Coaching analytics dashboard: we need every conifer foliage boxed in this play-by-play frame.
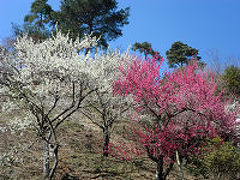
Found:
[166,41,204,68]
[53,0,130,48]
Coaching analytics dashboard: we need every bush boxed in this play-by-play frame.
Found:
[187,137,240,179]
[204,138,240,179]
[222,65,240,97]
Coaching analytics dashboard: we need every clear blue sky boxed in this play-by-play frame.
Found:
[0,0,240,68]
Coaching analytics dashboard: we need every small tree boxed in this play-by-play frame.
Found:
[166,41,204,68]
[222,65,240,97]
[114,57,238,180]
[132,42,162,60]
[80,51,132,156]
[203,137,240,179]
[187,137,240,179]
[0,31,98,179]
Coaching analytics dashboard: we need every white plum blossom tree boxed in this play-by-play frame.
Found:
[79,50,133,156]
[0,30,133,179]
[0,31,99,179]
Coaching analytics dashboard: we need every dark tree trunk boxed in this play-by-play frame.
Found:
[103,128,110,157]
[155,157,165,180]
[154,155,174,180]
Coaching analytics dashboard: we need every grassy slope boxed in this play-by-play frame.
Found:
[0,112,204,180]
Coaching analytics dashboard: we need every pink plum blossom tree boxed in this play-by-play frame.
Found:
[113,57,238,180]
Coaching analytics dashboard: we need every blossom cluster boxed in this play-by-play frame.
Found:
[113,57,238,160]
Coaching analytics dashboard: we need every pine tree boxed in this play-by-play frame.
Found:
[132,42,161,60]
[24,0,53,30]
[53,0,130,48]
[166,41,204,68]
[23,0,53,41]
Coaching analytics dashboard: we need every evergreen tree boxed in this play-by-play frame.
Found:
[24,0,53,30]
[132,42,161,60]
[222,65,240,97]
[166,41,204,68]
[53,0,130,48]
[12,23,50,42]
[22,0,53,42]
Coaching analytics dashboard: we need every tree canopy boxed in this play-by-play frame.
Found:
[24,0,53,29]
[0,31,98,178]
[166,41,204,68]
[132,42,162,60]
[53,0,130,48]
[222,65,240,97]
[12,23,50,42]
[0,29,132,178]
[10,0,54,43]
[113,57,238,180]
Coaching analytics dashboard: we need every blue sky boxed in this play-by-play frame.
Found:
[0,0,240,68]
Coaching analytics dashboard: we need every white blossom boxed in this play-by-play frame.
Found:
[0,29,134,138]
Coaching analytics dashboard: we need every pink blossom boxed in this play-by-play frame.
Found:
[113,57,238,163]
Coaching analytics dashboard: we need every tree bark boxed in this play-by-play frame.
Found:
[103,128,110,157]
[43,140,50,178]
[48,144,59,180]
[176,150,185,180]
[155,157,164,180]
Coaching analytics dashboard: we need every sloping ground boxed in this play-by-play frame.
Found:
[0,112,205,180]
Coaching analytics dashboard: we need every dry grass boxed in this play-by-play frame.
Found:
[0,111,205,180]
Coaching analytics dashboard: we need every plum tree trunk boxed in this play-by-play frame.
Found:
[42,130,59,180]
[43,140,50,178]
[155,156,168,180]
[156,159,164,180]
[154,156,174,180]
[103,128,110,157]
[176,150,185,180]
[48,144,59,180]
